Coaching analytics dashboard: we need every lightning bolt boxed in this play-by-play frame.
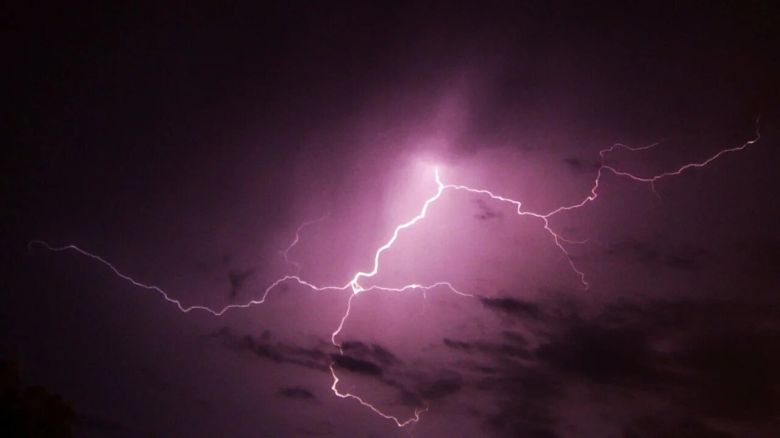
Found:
[280,213,330,273]
[28,119,761,427]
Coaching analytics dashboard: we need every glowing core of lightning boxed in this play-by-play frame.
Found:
[349,167,446,294]
[29,121,760,428]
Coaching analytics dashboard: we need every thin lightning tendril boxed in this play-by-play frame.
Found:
[281,213,330,273]
[28,121,761,427]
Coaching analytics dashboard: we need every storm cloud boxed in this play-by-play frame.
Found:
[4,1,779,437]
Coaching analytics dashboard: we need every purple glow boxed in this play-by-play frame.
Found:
[28,120,761,426]
[8,5,779,436]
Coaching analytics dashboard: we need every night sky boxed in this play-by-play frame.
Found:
[4,2,780,437]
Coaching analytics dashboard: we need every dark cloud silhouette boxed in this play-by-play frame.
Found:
[228,268,255,299]
[479,342,533,361]
[676,329,780,421]
[392,370,466,408]
[210,330,456,412]
[443,337,532,360]
[623,415,730,438]
[331,355,383,376]
[210,328,330,372]
[479,296,542,320]
[477,369,561,438]
[32,270,779,437]
[399,390,425,408]
[418,376,463,400]
[277,387,316,400]
[451,294,780,436]
[562,157,600,173]
[0,361,76,437]
[500,331,528,345]
[75,412,125,434]
[340,340,400,366]
[369,344,399,366]
[735,238,780,282]
[474,199,502,220]
[442,338,473,351]
[487,411,559,438]
[605,240,709,271]
[536,323,655,385]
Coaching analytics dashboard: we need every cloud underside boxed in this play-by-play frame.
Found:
[211,288,779,437]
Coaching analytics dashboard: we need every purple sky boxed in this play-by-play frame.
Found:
[4,2,780,437]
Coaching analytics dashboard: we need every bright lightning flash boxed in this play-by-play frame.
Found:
[28,121,760,427]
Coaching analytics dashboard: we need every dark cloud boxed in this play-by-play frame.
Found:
[474,199,502,220]
[369,344,399,366]
[0,361,76,437]
[735,238,780,283]
[209,327,330,372]
[486,410,559,438]
[418,376,463,400]
[399,390,425,408]
[451,294,780,436]
[443,337,532,361]
[75,412,125,434]
[536,323,655,385]
[742,238,780,266]
[479,296,542,320]
[227,268,255,299]
[562,157,600,173]
[558,299,778,424]
[677,329,780,421]
[390,370,466,408]
[140,366,173,392]
[211,330,462,413]
[276,387,316,400]
[623,415,731,438]
[443,338,473,351]
[212,329,457,415]
[331,355,383,376]
[340,340,400,366]
[479,342,533,361]
[501,331,528,345]
[605,240,709,271]
[477,369,561,438]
